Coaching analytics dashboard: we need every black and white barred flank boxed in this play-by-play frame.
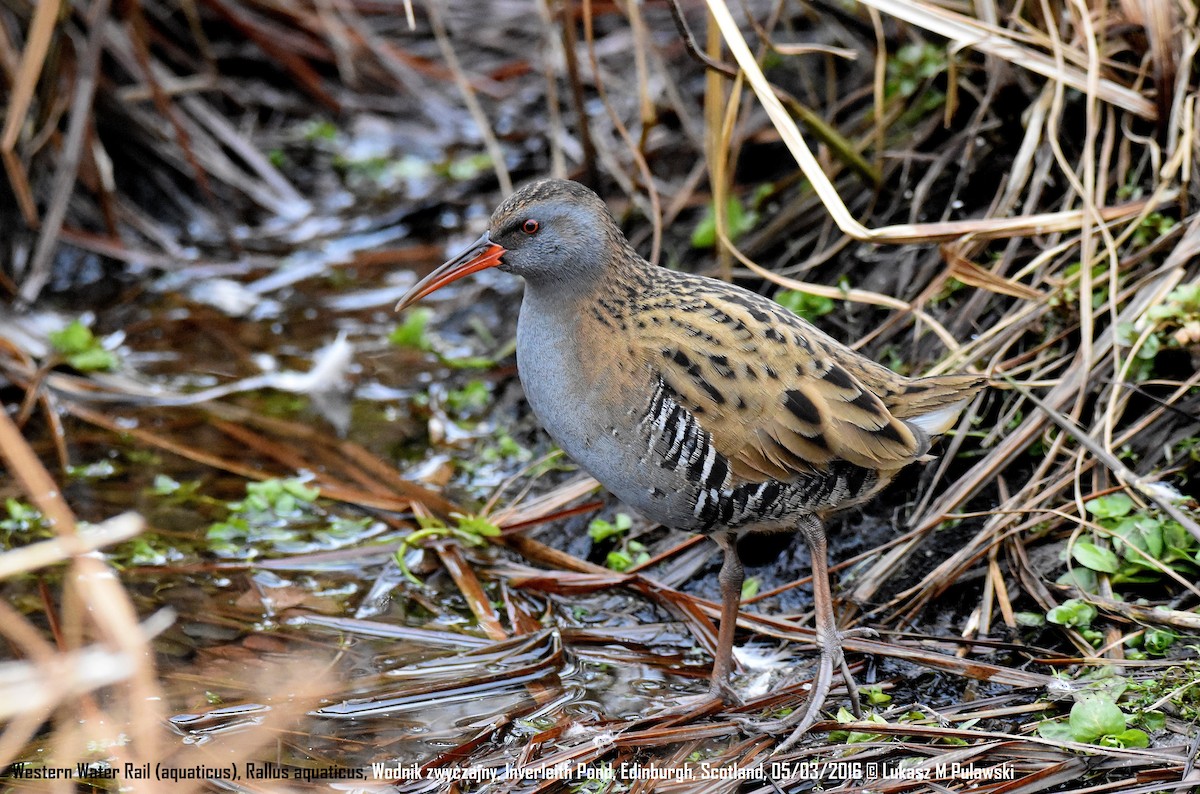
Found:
[639,377,878,532]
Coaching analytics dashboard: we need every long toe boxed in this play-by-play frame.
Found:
[731,647,835,742]
[832,626,875,718]
[733,628,875,753]
[842,626,879,640]
[708,676,744,707]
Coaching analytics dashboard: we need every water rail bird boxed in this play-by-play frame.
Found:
[396,178,985,746]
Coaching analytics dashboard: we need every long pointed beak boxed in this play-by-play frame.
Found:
[395,233,507,311]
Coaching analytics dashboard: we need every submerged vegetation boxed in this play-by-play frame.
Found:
[1,0,1198,790]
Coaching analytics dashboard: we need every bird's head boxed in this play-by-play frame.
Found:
[396,179,630,310]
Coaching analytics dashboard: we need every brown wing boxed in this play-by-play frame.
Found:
[630,280,931,484]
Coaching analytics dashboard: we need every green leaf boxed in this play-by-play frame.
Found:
[282,479,320,502]
[1014,611,1045,627]
[1080,669,1127,702]
[1143,627,1177,655]
[48,320,119,371]
[605,549,633,571]
[690,196,758,248]
[1056,567,1098,592]
[1068,698,1125,742]
[1112,516,1164,561]
[390,307,434,350]
[67,347,119,372]
[49,320,95,354]
[863,685,891,705]
[1137,711,1166,731]
[1162,519,1194,560]
[151,475,181,495]
[1035,719,1075,742]
[1116,728,1149,747]
[446,380,491,415]
[1046,598,1096,627]
[478,431,531,464]
[774,289,835,321]
[453,513,501,538]
[740,576,760,600]
[588,513,632,543]
[1072,541,1119,573]
[1100,728,1149,748]
[1085,493,1134,519]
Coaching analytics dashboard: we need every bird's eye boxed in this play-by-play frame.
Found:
[521,219,540,234]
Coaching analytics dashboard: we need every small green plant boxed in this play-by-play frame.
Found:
[587,513,632,543]
[389,307,434,351]
[1050,262,1111,311]
[0,499,52,548]
[149,474,204,503]
[1131,212,1177,248]
[740,576,760,600]
[587,513,649,571]
[234,478,320,515]
[1046,598,1098,628]
[394,513,501,585]
[1116,280,1200,379]
[1037,697,1149,748]
[884,42,948,123]
[1114,322,1160,381]
[1046,598,1104,646]
[445,380,491,415]
[1125,664,1200,721]
[110,535,181,567]
[1142,282,1200,358]
[829,707,888,743]
[66,460,119,480]
[49,320,118,372]
[302,119,338,143]
[1062,493,1200,592]
[930,276,970,306]
[691,194,759,248]
[1015,611,1046,628]
[886,43,948,98]
[605,540,648,572]
[862,685,892,706]
[1126,625,1179,659]
[477,430,531,465]
[206,478,372,559]
[391,311,501,370]
[567,762,618,793]
[774,289,834,321]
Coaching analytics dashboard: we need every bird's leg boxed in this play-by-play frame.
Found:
[709,531,744,704]
[735,515,857,753]
[783,516,837,741]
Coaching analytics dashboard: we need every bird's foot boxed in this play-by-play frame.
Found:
[835,626,877,720]
[734,630,867,753]
[841,626,879,640]
[708,676,745,707]
[731,653,833,752]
